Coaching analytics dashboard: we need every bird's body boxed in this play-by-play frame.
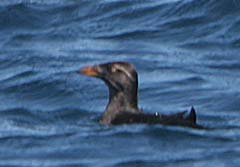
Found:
[101,108,200,128]
[80,62,204,129]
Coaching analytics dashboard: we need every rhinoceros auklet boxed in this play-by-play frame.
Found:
[80,62,203,129]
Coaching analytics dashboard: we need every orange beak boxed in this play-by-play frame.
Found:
[80,66,99,77]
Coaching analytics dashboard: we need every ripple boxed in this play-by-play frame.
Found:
[0,0,240,166]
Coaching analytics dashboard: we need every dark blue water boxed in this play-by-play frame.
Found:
[1,0,240,166]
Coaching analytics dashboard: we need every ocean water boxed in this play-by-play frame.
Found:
[0,0,240,166]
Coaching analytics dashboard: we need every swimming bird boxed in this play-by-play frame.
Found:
[80,62,203,129]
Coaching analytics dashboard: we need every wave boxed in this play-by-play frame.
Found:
[0,107,97,137]
[0,107,94,122]
[1,0,240,48]
[0,1,239,166]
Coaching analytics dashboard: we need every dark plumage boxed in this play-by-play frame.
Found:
[80,62,203,129]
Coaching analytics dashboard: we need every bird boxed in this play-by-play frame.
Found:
[79,61,204,129]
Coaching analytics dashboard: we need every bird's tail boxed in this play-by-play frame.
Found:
[182,106,196,124]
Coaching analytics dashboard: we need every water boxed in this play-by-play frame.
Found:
[0,0,240,166]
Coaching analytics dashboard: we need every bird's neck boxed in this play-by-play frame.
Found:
[100,86,139,124]
[108,88,138,112]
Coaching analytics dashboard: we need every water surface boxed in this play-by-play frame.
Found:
[0,0,240,166]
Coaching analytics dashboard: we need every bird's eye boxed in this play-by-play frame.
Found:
[112,67,122,73]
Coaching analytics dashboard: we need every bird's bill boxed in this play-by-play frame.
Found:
[80,66,100,77]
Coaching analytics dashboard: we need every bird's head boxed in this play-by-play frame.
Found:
[80,62,138,94]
